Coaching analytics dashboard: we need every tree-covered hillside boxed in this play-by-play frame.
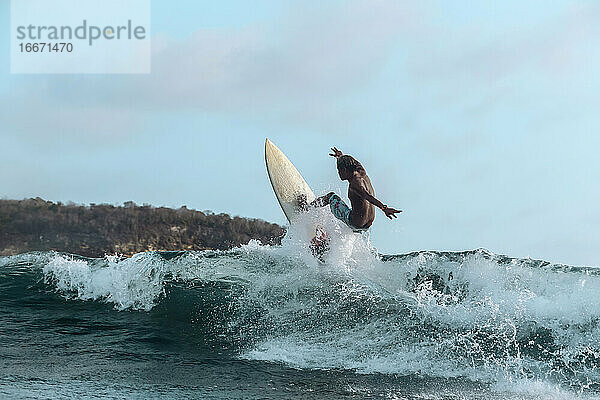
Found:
[0,198,285,257]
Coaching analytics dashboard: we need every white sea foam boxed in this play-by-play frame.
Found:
[43,252,171,310]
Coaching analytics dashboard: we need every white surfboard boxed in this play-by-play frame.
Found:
[265,138,330,259]
[265,138,316,223]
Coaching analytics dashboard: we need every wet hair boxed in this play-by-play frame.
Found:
[337,155,364,173]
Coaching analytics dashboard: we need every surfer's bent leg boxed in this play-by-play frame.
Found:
[328,194,353,228]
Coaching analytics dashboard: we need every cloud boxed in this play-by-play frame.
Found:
[411,3,600,90]
[0,97,142,144]
[2,0,421,144]
[134,1,416,108]
[3,1,599,142]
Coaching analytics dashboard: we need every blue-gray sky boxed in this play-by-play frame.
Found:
[1,1,599,265]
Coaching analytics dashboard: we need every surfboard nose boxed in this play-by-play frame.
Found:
[265,138,278,155]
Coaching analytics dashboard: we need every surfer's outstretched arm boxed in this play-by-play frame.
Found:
[350,185,402,220]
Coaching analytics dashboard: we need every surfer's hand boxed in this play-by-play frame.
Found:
[383,206,402,219]
[329,147,343,158]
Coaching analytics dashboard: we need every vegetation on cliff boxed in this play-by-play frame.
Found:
[0,198,285,257]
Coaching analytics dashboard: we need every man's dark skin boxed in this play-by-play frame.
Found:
[311,147,402,229]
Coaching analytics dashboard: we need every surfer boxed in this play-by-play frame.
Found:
[309,147,402,231]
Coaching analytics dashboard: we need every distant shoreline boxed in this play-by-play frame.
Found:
[0,198,285,258]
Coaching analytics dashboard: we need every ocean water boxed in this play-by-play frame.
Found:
[1,217,600,399]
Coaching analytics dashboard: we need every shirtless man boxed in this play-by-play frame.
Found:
[311,147,402,231]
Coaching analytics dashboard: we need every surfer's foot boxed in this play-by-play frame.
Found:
[310,227,330,262]
[310,239,329,262]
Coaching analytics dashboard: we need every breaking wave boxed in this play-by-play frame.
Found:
[1,217,599,398]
